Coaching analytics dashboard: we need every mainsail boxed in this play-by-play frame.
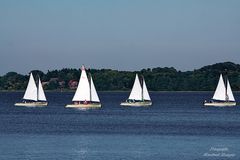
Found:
[128,74,143,100]
[212,74,226,101]
[72,66,91,101]
[38,78,47,101]
[23,73,38,101]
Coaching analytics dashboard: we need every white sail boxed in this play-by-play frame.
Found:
[37,78,47,101]
[212,74,227,101]
[128,74,142,101]
[72,66,91,101]
[142,78,151,101]
[226,79,235,101]
[23,73,38,101]
[90,75,100,102]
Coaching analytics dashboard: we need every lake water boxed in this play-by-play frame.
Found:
[0,92,240,160]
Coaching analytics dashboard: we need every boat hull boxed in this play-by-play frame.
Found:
[204,101,236,107]
[120,101,152,107]
[65,103,101,108]
[14,102,48,107]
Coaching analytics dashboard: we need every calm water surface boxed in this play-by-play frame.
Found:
[0,92,240,160]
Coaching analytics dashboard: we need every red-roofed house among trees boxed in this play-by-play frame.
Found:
[68,80,78,89]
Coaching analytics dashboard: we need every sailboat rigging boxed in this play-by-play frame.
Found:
[65,65,101,108]
[120,74,152,106]
[15,73,47,107]
[204,73,236,107]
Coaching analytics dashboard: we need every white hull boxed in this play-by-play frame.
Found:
[120,101,152,107]
[65,103,101,108]
[14,102,48,107]
[204,101,236,107]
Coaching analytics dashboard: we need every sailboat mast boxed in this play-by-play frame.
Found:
[37,74,39,101]
[88,70,92,102]
[224,70,228,101]
[141,75,144,101]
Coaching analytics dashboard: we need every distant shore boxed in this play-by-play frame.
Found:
[1,90,239,93]
[1,62,240,91]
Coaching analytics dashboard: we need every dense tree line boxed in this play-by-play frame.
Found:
[1,62,240,91]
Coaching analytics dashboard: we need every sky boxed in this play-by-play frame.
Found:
[0,0,240,75]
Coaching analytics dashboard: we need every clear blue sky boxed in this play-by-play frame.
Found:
[0,0,239,75]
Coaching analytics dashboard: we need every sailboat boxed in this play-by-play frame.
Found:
[15,73,48,107]
[120,74,152,106]
[204,74,236,107]
[65,65,101,108]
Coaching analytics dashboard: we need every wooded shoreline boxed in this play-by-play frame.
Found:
[1,62,240,91]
